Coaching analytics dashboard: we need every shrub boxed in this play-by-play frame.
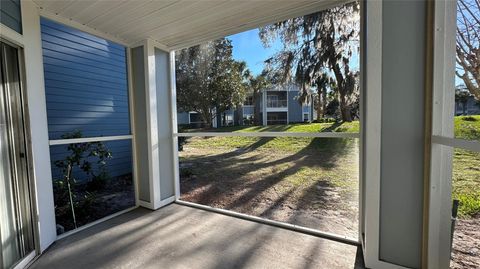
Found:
[463,116,478,122]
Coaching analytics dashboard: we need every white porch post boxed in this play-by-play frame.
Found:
[262,91,267,126]
[144,39,162,209]
[21,0,57,252]
[131,40,176,210]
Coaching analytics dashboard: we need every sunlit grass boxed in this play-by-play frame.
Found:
[183,121,359,153]
[453,115,480,218]
[181,117,480,217]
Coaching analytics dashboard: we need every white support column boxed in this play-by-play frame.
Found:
[144,39,161,209]
[427,1,456,268]
[262,91,267,126]
[136,40,177,209]
[363,0,383,267]
[21,0,57,252]
[170,51,181,199]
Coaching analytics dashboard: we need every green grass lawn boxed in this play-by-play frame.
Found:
[179,121,360,237]
[181,117,480,218]
[182,121,359,152]
[453,115,480,217]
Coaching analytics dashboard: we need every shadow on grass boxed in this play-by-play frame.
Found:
[179,134,358,237]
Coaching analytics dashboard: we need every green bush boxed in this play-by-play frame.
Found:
[454,193,480,218]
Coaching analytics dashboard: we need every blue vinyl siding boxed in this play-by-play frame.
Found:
[50,140,132,181]
[40,17,130,140]
[242,106,254,115]
[288,91,303,122]
[41,18,132,180]
[177,112,190,125]
[0,0,22,33]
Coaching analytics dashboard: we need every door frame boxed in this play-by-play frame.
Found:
[0,38,41,267]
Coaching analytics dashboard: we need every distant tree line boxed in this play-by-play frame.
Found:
[176,2,362,125]
[175,38,250,127]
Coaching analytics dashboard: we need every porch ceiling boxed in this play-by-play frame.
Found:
[33,0,346,49]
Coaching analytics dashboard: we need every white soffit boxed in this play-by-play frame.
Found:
[33,0,347,50]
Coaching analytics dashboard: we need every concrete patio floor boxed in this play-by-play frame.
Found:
[29,203,364,269]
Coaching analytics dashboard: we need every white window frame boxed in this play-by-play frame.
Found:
[427,1,480,268]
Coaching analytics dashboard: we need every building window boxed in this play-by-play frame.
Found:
[244,96,254,106]
[303,113,309,122]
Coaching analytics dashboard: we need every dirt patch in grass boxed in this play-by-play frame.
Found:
[451,216,480,269]
[179,136,359,238]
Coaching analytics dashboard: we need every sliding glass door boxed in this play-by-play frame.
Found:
[0,41,36,269]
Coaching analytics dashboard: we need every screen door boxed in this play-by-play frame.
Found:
[0,41,36,269]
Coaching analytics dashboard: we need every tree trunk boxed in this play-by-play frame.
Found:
[316,90,325,120]
[339,94,352,122]
[316,95,323,120]
[253,91,261,125]
[322,89,327,118]
[200,110,212,128]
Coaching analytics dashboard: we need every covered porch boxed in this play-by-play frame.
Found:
[29,203,364,269]
[0,0,474,269]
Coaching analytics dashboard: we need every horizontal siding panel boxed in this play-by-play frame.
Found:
[41,17,131,142]
[43,65,127,86]
[41,42,125,69]
[0,8,21,33]
[42,18,133,182]
[44,71,127,91]
[0,0,21,33]
[46,102,129,112]
[44,62,126,81]
[45,87,128,101]
[47,110,129,119]
[41,18,125,52]
[1,0,20,20]
[50,140,133,181]
[40,24,126,57]
[42,49,127,73]
[44,80,128,97]
[242,106,254,115]
[43,57,126,79]
[47,117,130,125]
[49,130,130,138]
[47,124,130,132]
[46,94,128,107]
[41,32,126,63]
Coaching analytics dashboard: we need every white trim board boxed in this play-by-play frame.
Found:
[362,0,383,268]
[175,132,360,138]
[55,206,138,240]
[0,23,24,47]
[169,51,181,199]
[427,1,457,268]
[13,251,36,269]
[21,0,57,253]
[432,136,480,152]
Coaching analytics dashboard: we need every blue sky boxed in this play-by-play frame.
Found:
[227,28,361,77]
[227,28,281,76]
[228,28,467,88]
